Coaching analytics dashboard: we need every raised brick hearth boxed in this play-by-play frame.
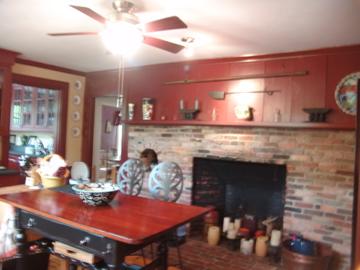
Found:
[128,126,355,270]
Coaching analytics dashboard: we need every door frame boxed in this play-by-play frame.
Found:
[11,74,68,157]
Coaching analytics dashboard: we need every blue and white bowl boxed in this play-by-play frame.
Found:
[72,183,119,206]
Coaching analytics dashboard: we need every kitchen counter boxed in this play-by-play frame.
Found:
[0,168,24,187]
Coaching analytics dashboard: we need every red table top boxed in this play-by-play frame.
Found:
[0,189,210,245]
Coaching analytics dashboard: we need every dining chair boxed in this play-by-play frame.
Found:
[117,159,145,196]
[148,161,184,202]
[117,159,148,269]
[148,161,185,269]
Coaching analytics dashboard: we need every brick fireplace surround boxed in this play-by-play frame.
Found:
[128,125,355,270]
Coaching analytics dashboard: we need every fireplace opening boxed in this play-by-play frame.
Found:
[191,157,286,233]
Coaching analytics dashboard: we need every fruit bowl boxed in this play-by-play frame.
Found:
[72,183,119,206]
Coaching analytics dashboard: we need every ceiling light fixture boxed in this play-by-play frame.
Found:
[181,36,195,58]
[100,21,143,55]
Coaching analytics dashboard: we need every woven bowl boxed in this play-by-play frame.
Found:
[72,183,119,206]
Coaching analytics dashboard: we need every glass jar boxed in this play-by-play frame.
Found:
[142,98,154,120]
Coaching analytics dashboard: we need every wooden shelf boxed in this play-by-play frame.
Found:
[123,120,355,130]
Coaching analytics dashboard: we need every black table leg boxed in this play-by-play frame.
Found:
[15,209,28,270]
[157,241,168,270]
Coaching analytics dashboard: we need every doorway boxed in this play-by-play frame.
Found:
[92,96,122,180]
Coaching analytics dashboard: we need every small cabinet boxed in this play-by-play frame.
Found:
[11,84,59,131]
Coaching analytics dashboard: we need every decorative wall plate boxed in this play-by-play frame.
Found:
[73,95,81,105]
[74,80,82,90]
[72,111,80,121]
[71,127,80,137]
[334,72,360,115]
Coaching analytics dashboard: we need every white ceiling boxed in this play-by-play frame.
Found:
[1,0,360,72]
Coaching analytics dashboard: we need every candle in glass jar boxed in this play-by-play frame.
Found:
[270,229,282,247]
[223,217,231,232]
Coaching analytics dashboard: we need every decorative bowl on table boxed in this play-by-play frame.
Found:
[72,183,119,206]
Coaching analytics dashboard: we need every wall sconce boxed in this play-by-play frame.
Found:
[179,98,200,120]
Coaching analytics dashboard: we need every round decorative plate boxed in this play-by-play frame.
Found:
[73,95,81,105]
[72,111,80,121]
[71,127,80,137]
[335,72,360,115]
[74,80,82,90]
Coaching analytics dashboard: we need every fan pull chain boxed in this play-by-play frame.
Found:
[116,56,125,108]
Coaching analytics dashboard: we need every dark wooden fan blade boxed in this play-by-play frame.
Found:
[143,16,187,32]
[143,36,185,53]
[48,32,99,36]
[70,5,106,24]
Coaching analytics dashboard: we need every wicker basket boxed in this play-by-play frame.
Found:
[41,176,66,188]
[39,154,69,188]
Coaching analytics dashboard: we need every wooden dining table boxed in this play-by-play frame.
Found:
[0,188,210,270]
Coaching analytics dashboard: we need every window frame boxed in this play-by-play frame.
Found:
[11,74,69,157]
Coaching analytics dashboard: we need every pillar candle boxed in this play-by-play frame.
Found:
[223,217,231,232]
[240,238,254,255]
[207,226,220,246]
[179,99,184,110]
[234,218,241,231]
[227,229,237,240]
[270,229,282,247]
[255,236,268,257]
[194,98,199,110]
[228,222,234,231]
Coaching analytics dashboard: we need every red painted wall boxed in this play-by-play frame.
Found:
[83,45,360,166]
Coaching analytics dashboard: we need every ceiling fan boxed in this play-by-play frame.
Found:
[48,0,187,54]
